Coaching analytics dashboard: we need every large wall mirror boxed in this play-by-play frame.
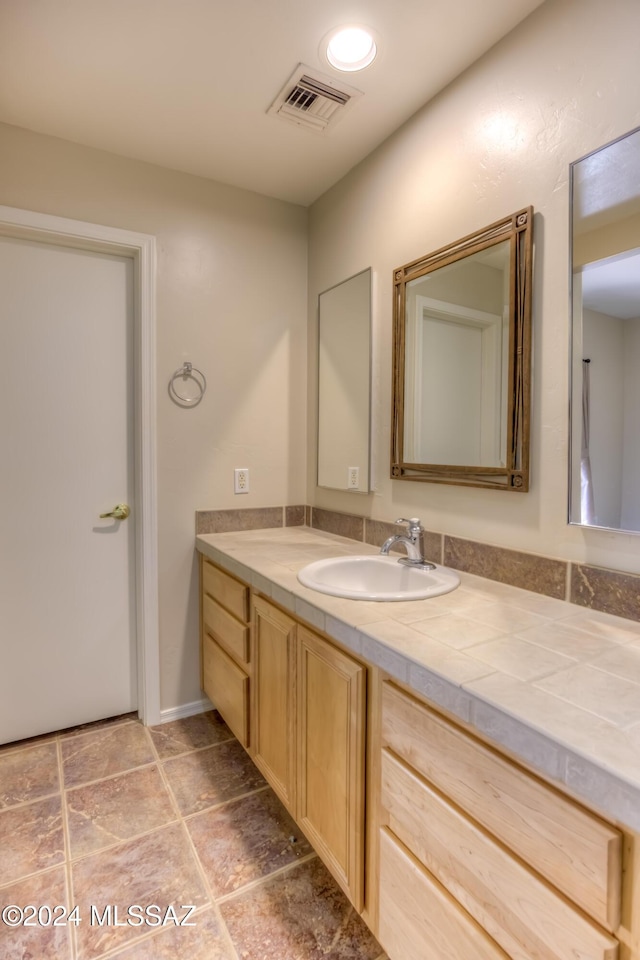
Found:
[318,268,372,492]
[570,126,640,533]
[391,209,533,490]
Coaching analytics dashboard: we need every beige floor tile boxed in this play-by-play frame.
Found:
[0,742,60,809]
[163,740,266,816]
[1,711,383,960]
[187,788,313,897]
[219,856,382,960]
[0,795,65,886]
[61,722,154,788]
[0,865,71,960]
[149,711,233,760]
[66,765,177,859]
[72,822,209,960]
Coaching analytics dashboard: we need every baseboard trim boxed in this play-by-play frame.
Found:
[159,697,213,724]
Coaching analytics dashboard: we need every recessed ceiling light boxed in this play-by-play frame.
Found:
[322,26,378,73]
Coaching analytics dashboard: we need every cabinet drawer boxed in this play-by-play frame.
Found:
[202,559,249,623]
[203,593,249,665]
[381,681,622,929]
[382,750,619,960]
[202,635,249,747]
[379,827,509,960]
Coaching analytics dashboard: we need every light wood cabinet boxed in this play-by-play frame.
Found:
[379,827,510,960]
[202,635,249,746]
[381,681,622,930]
[200,557,251,747]
[251,597,367,909]
[198,552,640,960]
[199,571,368,909]
[202,559,250,627]
[377,680,622,960]
[381,749,617,960]
[251,595,297,813]
[297,624,366,910]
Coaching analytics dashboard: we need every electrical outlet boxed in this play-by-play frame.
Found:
[234,468,249,494]
[348,466,359,489]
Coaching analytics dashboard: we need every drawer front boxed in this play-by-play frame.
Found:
[202,635,249,747]
[379,827,509,960]
[202,559,249,623]
[203,593,249,665]
[382,750,619,960]
[381,681,622,930]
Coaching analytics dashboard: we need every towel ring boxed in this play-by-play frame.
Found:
[168,362,206,407]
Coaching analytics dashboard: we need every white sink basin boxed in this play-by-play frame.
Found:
[297,554,460,602]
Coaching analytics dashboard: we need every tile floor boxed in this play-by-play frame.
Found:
[0,711,386,960]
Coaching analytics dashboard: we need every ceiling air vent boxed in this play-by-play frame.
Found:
[267,64,362,134]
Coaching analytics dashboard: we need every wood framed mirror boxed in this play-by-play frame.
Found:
[391,207,533,491]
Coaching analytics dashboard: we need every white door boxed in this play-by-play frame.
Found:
[0,233,137,744]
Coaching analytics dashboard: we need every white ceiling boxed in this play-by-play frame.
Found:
[0,0,545,206]
[581,252,640,321]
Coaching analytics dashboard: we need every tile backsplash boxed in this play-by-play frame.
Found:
[196,505,305,534]
[195,506,640,622]
[443,536,567,600]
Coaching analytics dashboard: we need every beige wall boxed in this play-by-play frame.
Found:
[0,123,308,712]
[308,0,640,576]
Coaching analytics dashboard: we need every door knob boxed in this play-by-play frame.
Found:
[99,503,130,520]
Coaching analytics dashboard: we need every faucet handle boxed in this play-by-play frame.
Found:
[395,516,423,533]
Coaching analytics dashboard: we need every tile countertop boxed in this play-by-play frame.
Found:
[196,526,640,833]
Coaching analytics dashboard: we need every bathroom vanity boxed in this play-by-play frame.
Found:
[196,526,640,960]
[200,554,366,909]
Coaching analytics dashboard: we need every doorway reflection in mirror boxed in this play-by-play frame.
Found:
[403,241,510,468]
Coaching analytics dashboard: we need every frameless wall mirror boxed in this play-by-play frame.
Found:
[570,126,640,533]
[317,268,372,492]
[391,209,533,490]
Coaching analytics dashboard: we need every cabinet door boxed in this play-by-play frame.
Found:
[252,596,297,813]
[297,625,366,911]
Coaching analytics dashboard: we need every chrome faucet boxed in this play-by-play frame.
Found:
[380,518,436,570]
